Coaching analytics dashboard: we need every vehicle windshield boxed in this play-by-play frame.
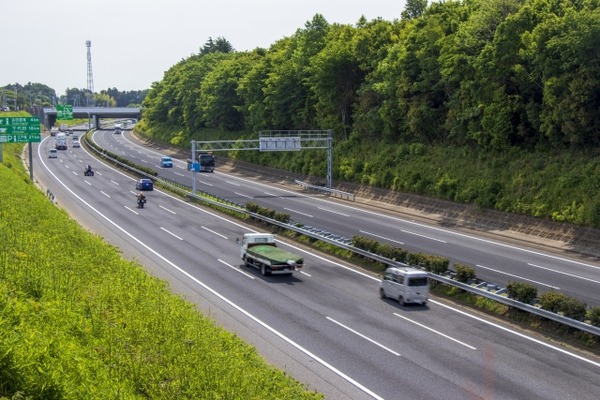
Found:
[199,155,215,165]
[407,277,429,287]
[162,157,171,162]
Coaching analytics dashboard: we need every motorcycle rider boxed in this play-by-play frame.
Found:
[137,192,146,207]
[85,164,92,174]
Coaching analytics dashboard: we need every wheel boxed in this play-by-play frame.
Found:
[261,264,270,276]
[398,296,405,306]
[379,288,387,299]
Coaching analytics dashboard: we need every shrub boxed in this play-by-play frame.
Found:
[390,247,408,263]
[245,201,259,212]
[538,291,587,320]
[589,306,600,327]
[538,291,569,313]
[273,211,290,223]
[428,256,449,275]
[352,236,379,253]
[415,254,448,275]
[560,297,587,321]
[454,263,476,283]
[406,252,426,267]
[377,243,395,259]
[506,281,538,304]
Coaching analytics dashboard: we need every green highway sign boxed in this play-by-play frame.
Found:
[0,134,41,143]
[56,104,73,119]
[0,125,41,134]
[0,116,40,126]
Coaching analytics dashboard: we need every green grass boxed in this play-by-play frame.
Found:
[0,143,322,399]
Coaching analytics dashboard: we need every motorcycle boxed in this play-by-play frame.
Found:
[137,197,146,208]
[84,168,94,176]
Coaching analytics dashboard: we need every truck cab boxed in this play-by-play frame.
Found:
[198,152,215,172]
[239,233,275,259]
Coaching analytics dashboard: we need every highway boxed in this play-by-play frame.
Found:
[93,129,600,307]
[32,132,600,399]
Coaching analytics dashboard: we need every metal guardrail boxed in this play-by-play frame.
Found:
[431,275,600,336]
[86,133,600,337]
[295,180,355,201]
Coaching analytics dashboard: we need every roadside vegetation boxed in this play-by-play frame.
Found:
[136,0,600,228]
[0,144,322,399]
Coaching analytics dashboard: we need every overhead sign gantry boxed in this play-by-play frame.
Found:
[189,130,333,193]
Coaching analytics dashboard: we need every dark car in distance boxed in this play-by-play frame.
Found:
[136,178,154,191]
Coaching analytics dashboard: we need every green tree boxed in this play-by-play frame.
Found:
[236,48,270,132]
[262,15,330,130]
[198,53,256,131]
[351,17,402,141]
[531,9,600,146]
[200,36,234,55]
[402,0,428,20]
[307,24,363,139]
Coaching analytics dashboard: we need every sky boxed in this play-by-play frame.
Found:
[1,0,408,96]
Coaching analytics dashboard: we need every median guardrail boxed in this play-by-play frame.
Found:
[295,180,355,201]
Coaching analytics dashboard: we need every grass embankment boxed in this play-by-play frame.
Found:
[0,144,322,399]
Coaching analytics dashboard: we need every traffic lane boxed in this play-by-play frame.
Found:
[271,258,600,400]
[97,131,201,186]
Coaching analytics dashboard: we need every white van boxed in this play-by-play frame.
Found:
[48,149,58,158]
[380,266,429,305]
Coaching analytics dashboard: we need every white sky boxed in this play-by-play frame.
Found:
[1,0,407,96]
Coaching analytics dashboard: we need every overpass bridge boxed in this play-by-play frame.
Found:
[42,107,141,129]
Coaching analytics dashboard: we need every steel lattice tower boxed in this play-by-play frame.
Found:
[86,40,94,93]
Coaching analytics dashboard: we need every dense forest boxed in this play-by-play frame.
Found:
[137,0,600,227]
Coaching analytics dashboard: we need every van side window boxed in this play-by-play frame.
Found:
[392,273,401,283]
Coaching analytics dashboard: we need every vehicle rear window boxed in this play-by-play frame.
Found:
[407,277,428,287]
